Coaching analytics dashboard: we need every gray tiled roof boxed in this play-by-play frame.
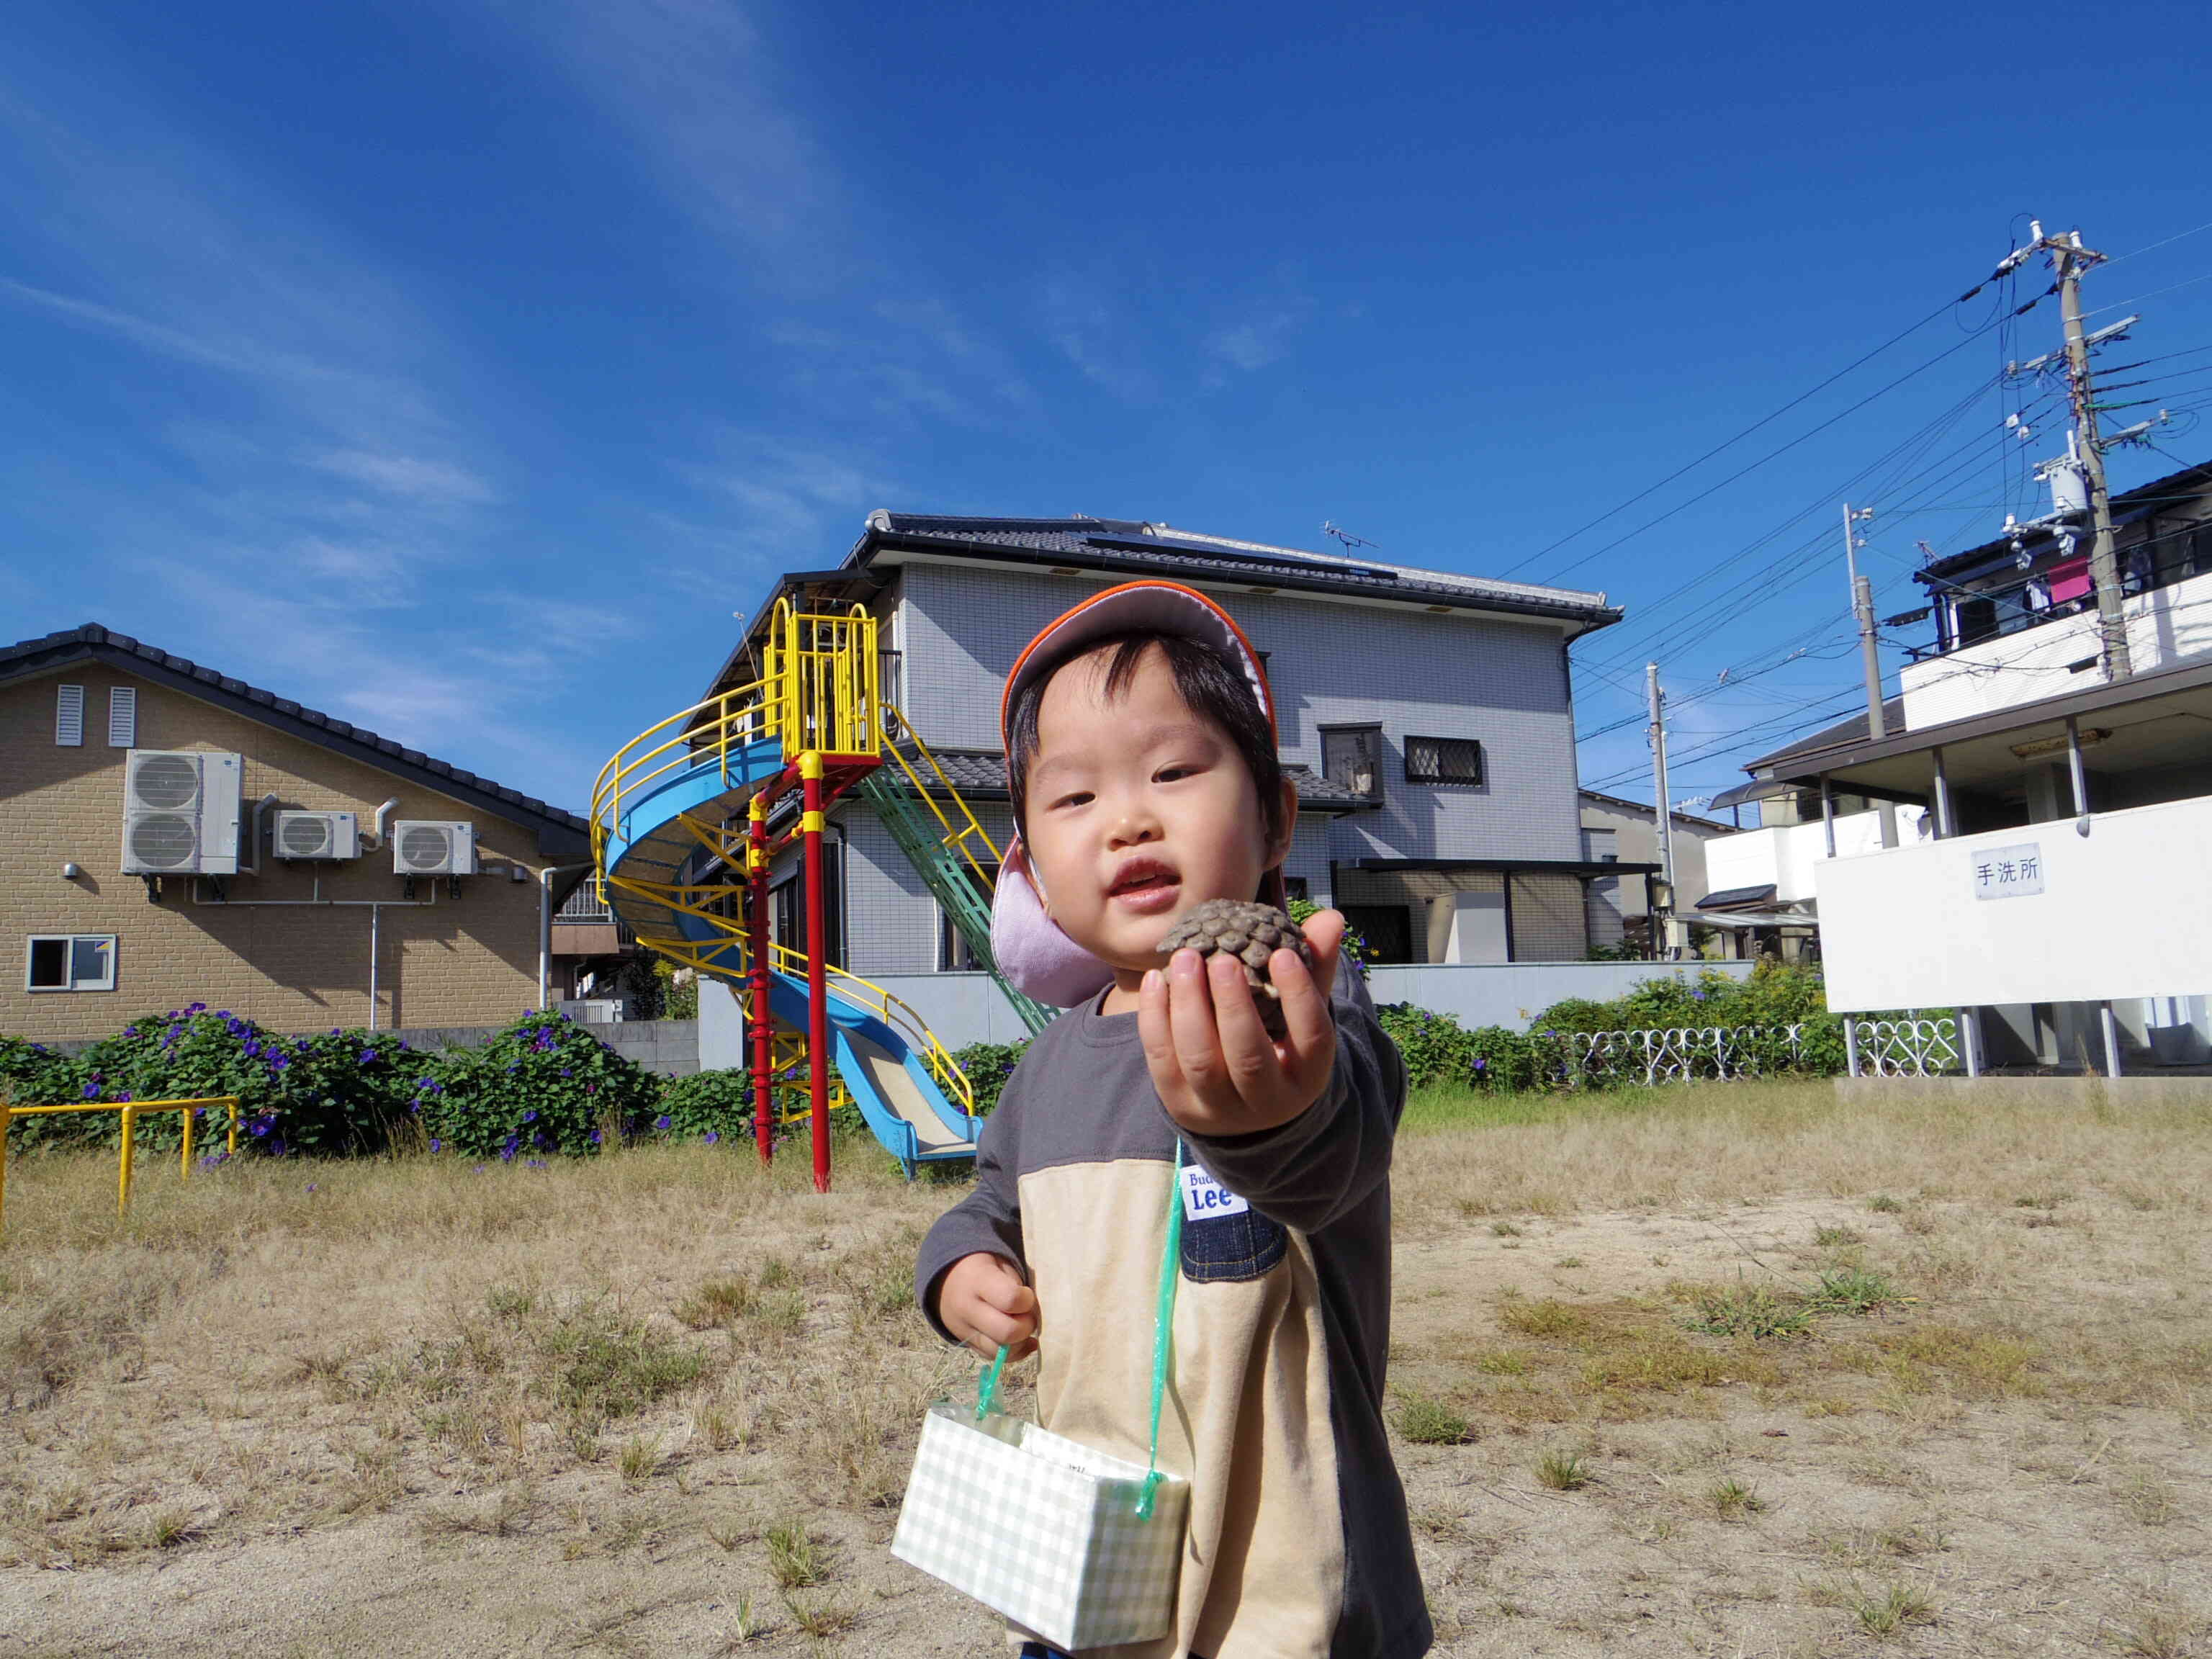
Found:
[1,623,588,835]
[1742,697,1905,776]
[857,513,1619,624]
[888,745,1372,811]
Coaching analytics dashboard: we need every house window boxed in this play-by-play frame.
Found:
[27,935,117,992]
[939,864,1002,970]
[770,848,845,970]
[55,684,84,747]
[1282,876,1310,903]
[1405,735,1483,786]
[1320,724,1383,801]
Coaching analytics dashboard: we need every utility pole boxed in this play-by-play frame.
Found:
[1842,503,1884,739]
[1646,662,1678,960]
[2049,226,2134,680]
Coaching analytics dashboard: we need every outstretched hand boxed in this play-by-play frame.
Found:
[1138,907,1343,1138]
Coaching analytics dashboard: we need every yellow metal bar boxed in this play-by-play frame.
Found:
[117,1105,136,1219]
[1,1102,9,1235]
[228,1100,238,1156]
[180,1097,193,1180]
[5,1097,233,1116]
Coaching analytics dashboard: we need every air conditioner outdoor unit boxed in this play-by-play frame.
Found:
[121,750,241,876]
[392,819,476,876]
[273,810,361,861]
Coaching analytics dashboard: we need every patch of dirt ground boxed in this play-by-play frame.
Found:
[4,1084,2210,1656]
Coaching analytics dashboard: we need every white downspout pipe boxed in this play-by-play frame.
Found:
[367,798,400,850]
[540,863,594,1011]
[369,903,381,1030]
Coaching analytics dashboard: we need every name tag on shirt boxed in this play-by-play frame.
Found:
[1181,1163,1251,1222]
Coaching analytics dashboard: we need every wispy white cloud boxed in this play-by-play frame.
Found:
[681,433,887,554]
[310,449,498,508]
[1203,277,1316,384]
[1036,276,1156,402]
[523,0,838,281]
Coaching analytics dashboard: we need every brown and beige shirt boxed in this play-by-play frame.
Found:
[916,961,1430,1659]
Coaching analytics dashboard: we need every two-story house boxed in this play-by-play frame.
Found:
[1,624,591,1041]
[691,514,1633,1028]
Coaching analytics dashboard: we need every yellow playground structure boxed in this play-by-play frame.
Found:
[591,602,1050,1190]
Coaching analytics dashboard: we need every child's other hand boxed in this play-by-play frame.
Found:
[939,1251,1038,1361]
[1139,907,1344,1138]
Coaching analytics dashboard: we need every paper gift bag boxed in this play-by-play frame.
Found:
[895,1145,1193,1649]
[891,1403,1187,1649]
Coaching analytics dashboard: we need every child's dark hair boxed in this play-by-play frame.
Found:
[1007,631,1285,845]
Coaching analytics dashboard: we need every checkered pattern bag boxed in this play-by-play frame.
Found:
[893,1149,1190,1650]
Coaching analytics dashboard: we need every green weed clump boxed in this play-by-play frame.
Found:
[1395,1393,1473,1445]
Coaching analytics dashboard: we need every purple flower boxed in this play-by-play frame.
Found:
[559,1069,571,1078]
[526,1158,546,1169]
[188,1002,206,1013]
[655,1114,670,1130]
[270,1053,290,1071]
[250,1120,271,1137]
[522,1110,537,1123]
[1475,1058,1488,1071]
[588,1129,603,1145]
[359,1050,379,1064]
[306,1183,317,1192]
[81,1083,99,1100]
[472,1164,486,1173]
[430,1138,442,1152]
[703,1130,719,1145]
[243,1040,262,1058]
[500,1146,516,1163]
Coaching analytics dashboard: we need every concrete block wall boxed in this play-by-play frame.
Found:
[1,662,550,1040]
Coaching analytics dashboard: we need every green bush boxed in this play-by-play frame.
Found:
[652,1068,753,1146]
[1289,896,1370,978]
[950,1041,1029,1116]
[6,1005,421,1157]
[419,1010,660,1162]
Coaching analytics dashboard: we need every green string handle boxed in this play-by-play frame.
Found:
[974,1142,1187,1519]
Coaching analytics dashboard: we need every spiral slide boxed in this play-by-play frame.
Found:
[597,730,983,1180]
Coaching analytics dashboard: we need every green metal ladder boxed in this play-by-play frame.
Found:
[858,765,1056,1037]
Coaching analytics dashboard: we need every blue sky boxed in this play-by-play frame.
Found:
[7,1,2211,814]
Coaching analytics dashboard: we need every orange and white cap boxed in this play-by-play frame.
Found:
[998,580,1276,752]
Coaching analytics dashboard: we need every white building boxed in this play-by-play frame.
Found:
[1718,458,2212,1071]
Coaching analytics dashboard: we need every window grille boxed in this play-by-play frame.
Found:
[55,684,84,747]
[1405,735,1483,786]
[108,686,138,747]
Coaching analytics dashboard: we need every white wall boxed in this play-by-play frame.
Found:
[1705,806,1928,903]
[1814,792,2212,1012]
[699,960,1760,1056]
[1900,569,2212,730]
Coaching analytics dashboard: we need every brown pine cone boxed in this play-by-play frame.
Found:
[1159,899,1313,1037]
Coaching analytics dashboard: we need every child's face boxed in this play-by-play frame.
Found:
[1021,642,1293,979]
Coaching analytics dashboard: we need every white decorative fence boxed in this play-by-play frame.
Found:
[1557,1017,1959,1087]
[1845,1017,1960,1079]
[1563,1024,1806,1087]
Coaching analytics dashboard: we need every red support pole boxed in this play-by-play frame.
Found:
[801,753,832,1192]
[748,793,773,1165]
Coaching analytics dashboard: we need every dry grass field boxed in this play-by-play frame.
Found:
[4,1076,2209,1658]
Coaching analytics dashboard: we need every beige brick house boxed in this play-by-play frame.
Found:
[2,624,590,1040]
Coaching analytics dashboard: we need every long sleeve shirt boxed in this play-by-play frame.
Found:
[914,958,1431,1659]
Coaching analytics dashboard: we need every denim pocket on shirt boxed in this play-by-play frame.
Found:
[1180,1203,1288,1282]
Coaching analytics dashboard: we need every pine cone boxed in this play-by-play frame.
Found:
[1159,899,1313,1037]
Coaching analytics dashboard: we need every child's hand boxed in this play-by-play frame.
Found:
[1139,907,1344,1138]
[938,1251,1039,1361]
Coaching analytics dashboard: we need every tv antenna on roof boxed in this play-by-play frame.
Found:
[1321,521,1382,552]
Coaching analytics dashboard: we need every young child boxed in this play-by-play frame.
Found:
[914,580,1430,1659]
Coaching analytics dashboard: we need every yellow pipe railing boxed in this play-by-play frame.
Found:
[876,701,1010,897]
[0,1096,241,1231]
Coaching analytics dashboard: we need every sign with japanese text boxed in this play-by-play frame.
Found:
[1972,842,2044,900]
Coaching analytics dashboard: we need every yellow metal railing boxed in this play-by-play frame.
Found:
[876,702,1009,896]
[765,942,976,1116]
[590,602,883,902]
[0,1096,241,1230]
